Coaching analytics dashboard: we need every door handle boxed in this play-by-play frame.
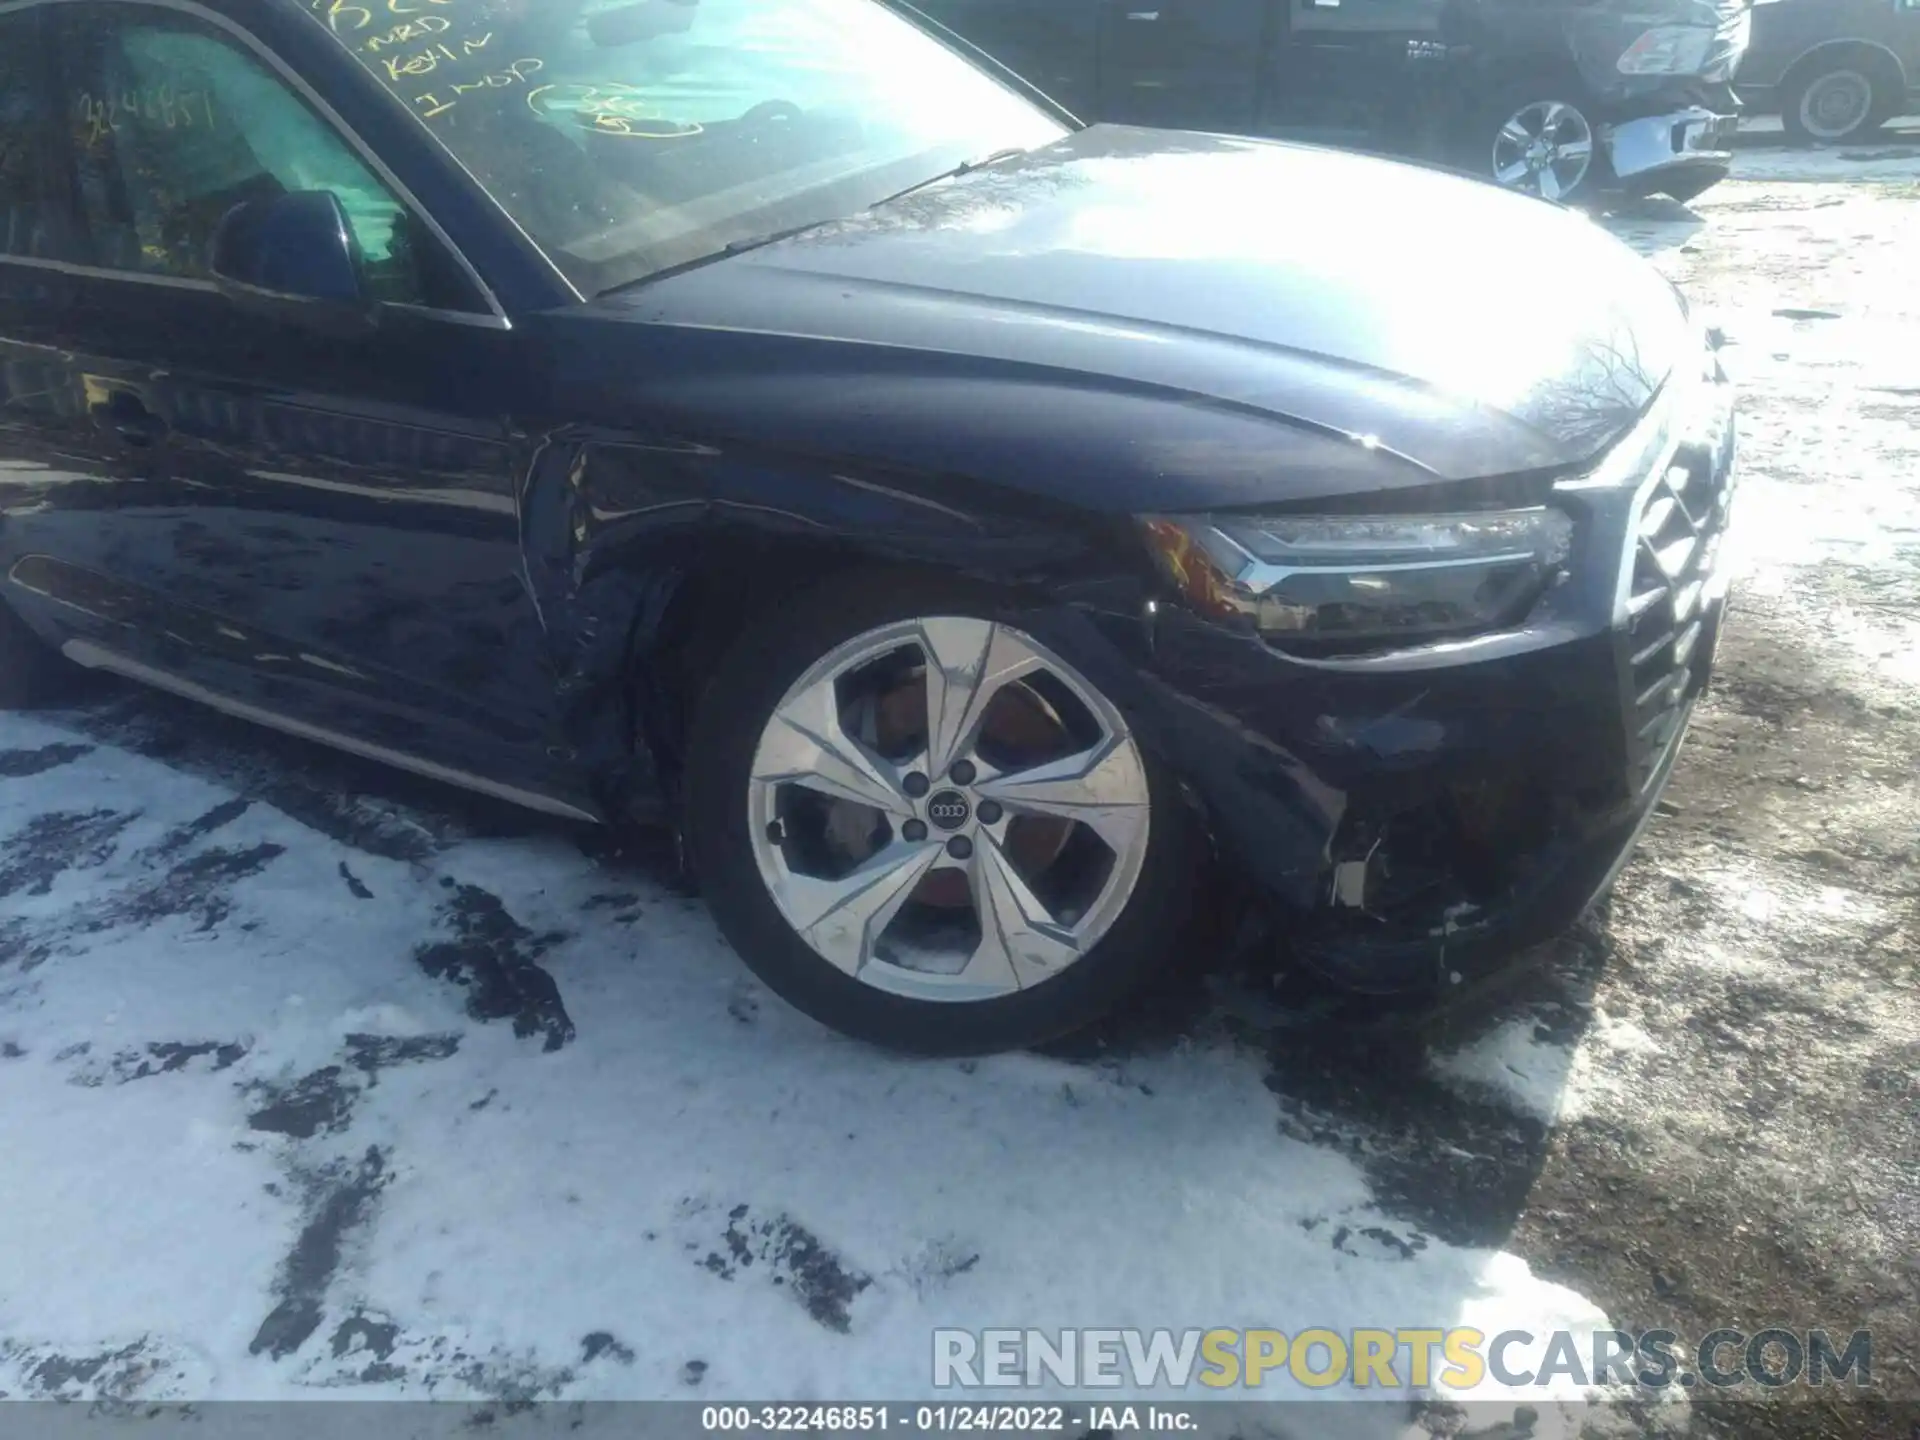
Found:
[89,391,168,449]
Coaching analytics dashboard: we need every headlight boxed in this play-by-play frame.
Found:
[1141,508,1573,652]
[1617,25,1714,75]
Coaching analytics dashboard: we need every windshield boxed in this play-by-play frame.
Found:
[309,0,1067,295]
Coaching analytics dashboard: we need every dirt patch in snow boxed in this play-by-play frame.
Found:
[413,883,575,1052]
[677,1198,875,1335]
[250,1146,392,1361]
[0,742,93,779]
[0,809,138,900]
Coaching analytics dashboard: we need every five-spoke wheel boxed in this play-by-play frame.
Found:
[1489,98,1596,202]
[688,575,1194,1053]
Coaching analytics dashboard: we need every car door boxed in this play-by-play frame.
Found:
[22,0,586,812]
[0,7,106,582]
[1094,0,1272,131]
[1263,0,1450,144]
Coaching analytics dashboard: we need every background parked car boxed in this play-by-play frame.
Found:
[1738,0,1920,143]
[905,0,1754,203]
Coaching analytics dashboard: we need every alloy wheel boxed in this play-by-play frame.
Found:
[746,617,1151,1004]
[1491,100,1595,201]
[1798,70,1875,143]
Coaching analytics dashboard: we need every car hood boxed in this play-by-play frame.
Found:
[597,126,1695,485]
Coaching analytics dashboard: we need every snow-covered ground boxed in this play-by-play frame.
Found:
[0,699,1614,1429]
[3,140,1918,1436]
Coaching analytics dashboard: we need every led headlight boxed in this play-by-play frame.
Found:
[1142,508,1573,651]
[1617,25,1714,75]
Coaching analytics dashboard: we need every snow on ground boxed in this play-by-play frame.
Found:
[1429,1010,1658,1128]
[0,707,1608,1427]
[1728,140,1920,186]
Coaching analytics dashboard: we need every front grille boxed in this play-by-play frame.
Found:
[1623,439,1733,791]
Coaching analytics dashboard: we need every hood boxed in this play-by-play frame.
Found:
[595,127,1694,486]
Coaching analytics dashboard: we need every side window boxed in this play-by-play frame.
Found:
[0,11,85,262]
[56,3,481,309]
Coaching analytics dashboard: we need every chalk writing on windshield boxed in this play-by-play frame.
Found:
[78,85,218,145]
[308,0,457,36]
[526,82,704,139]
[314,0,704,137]
[362,15,452,50]
[309,0,549,123]
[410,55,544,118]
[380,33,495,83]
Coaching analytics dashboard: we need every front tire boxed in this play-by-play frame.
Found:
[686,572,1197,1055]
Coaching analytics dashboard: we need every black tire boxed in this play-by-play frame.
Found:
[685,570,1199,1056]
[1780,59,1892,146]
[1457,83,1607,204]
[0,597,73,708]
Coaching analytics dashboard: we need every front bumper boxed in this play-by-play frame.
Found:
[1605,105,1738,187]
[1114,345,1739,997]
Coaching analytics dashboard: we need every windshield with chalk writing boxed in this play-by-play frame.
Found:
[308,0,1065,294]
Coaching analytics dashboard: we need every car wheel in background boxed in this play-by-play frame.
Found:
[686,572,1197,1055]
[1467,88,1604,203]
[1781,61,1889,145]
[0,598,74,708]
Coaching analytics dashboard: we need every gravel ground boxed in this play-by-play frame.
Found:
[0,146,1914,1435]
[1234,149,1920,1438]
[1540,154,1920,1440]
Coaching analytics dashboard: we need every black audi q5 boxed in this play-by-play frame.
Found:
[0,0,1737,1053]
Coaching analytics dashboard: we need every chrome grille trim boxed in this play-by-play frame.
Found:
[1621,409,1737,793]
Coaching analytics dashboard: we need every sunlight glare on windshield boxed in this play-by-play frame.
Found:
[312,0,1064,293]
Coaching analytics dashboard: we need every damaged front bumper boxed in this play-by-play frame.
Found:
[1605,104,1738,191]
[1128,344,1739,999]
[1294,679,1716,998]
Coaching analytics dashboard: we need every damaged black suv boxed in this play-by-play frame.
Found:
[0,0,1736,1053]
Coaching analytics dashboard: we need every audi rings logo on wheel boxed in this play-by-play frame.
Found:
[926,791,972,831]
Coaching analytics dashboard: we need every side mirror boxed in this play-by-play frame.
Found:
[209,190,376,338]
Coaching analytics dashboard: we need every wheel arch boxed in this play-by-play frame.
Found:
[515,405,1152,826]
[597,533,1151,826]
[624,539,866,818]
[1780,38,1908,105]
